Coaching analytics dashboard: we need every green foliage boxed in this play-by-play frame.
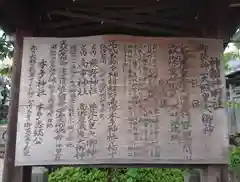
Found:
[0,31,13,62]
[225,43,240,173]
[229,147,240,173]
[118,168,184,182]
[0,30,12,109]
[48,167,184,182]
[0,66,11,76]
[0,31,13,76]
[0,77,10,107]
[0,120,7,125]
[49,167,108,182]
[223,51,240,71]
[234,43,240,51]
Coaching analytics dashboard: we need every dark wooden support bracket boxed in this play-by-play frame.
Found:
[50,10,191,35]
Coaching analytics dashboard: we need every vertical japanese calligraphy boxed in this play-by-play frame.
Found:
[33,57,47,144]
[75,102,98,159]
[199,44,222,136]
[87,102,98,157]
[78,44,98,96]
[24,45,37,156]
[36,59,47,97]
[99,43,107,126]
[125,43,161,158]
[168,44,192,160]
[33,103,44,144]
[55,40,68,161]
[47,44,57,129]
[107,40,119,158]
[16,36,227,166]
[66,45,77,147]
[75,103,87,159]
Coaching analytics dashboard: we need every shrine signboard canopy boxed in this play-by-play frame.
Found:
[15,35,228,166]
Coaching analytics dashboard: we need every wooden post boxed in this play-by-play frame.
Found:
[2,29,32,182]
[107,168,112,182]
[184,169,201,182]
[201,165,229,182]
[22,166,32,182]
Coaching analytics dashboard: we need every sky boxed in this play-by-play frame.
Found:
[225,43,238,53]
[225,28,240,53]
[225,28,240,74]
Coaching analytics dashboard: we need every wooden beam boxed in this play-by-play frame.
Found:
[42,19,91,29]
[42,0,190,11]
[229,3,240,7]
[68,1,190,14]
[76,9,197,28]
[230,0,240,7]
[231,0,240,3]
[43,13,196,30]
[198,0,231,39]
[50,10,192,35]
[41,24,113,36]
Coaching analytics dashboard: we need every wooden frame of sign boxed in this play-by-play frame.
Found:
[3,32,229,182]
[2,0,235,180]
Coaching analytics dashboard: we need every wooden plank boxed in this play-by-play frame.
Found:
[15,36,227,167]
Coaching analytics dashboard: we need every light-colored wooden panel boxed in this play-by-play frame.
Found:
[15,35,228,166]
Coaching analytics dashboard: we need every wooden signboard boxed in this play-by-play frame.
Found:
[15,35,228,166]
